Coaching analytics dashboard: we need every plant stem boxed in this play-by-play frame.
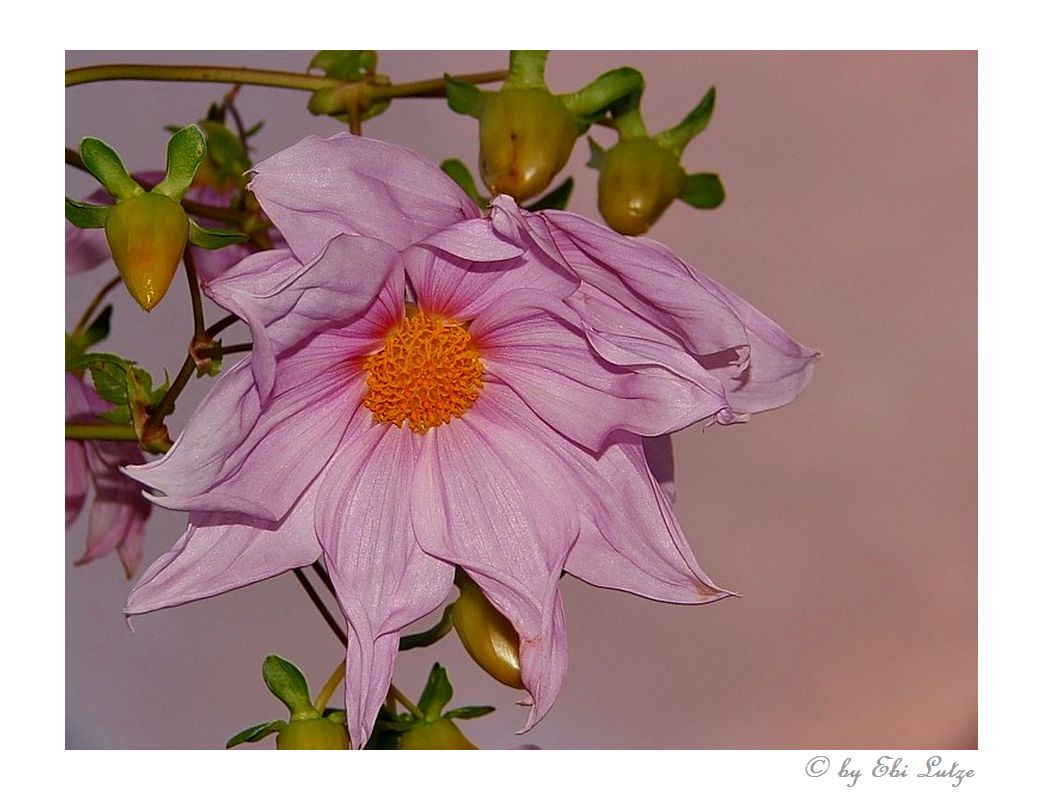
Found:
[387,684,422,719]
[183,248,207,343]
[375,70,507,99]
[66,64,338,91]
[292,568,348,648]
[207,313,241,338]
[213,342,252,356]
[73,275,121,336]
[314,661,346,714]
[66,423,138,442]
[399,604,455,651]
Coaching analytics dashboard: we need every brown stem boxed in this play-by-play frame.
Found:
[293,568,348,648]
[73,275,121,336]
[182,248,207,343]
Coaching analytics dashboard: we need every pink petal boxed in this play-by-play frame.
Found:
[65,225,110,275]
[405,245,577,323]
[204,235,400,403]
[545,211,818,416]
[125,484,323,615]
[411,384,579,730]
[249,134,479,263]
[126,354,364,522]
[417,217,525,263]
[315,422,453,748]
[471,289,727,452]
[77,473,151,576]
[65,440,87,526]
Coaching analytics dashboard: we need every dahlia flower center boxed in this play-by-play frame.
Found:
[362,310,483,434]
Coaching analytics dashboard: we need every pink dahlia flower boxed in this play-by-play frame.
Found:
[66,373,152,577]
[124,135,816,747]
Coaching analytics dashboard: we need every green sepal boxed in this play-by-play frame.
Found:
[504,50,549,90]
[200,120,251,187]
[243,120,265,139]
[526,177,574,211]
[188,219,248,249]
[561,67,645,129]
[262,655,317,718]
[153,125,207,201]
[417,663,453,721]
[681,173,726,209]
[440,159,487,206]
[586,137,607,170]
[79,137,142,201]
[444,705,495,720]
[445,75,487,119]
[65,197,110,229]
[656,87,716,157]
[309,50,378,81]
[225,719,286,748]
[323,709,347,725]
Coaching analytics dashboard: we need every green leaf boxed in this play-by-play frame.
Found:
[444,705,496,720]
[680,172,726,209]
[262,655,316,718]
[98,406,132,425]
[80,305,112,350]
[417,663,453,721]
[65,197,110,229]
[66,352,135,406]
[79,137,142,201]
[309,50,378,81]
[586,137,607,170]
[445,75,487,119]
[153,125,207,201]
[188,219,248,249]
[244,120,265,139]
[561,67,644,128]
[225,719,286,748]
[440,159,487,206]
[656,87,716,156]
[526,177,574,211]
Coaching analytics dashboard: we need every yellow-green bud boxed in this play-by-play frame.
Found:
[597,139,686,236]
[451,575,524,690]
[275,717,349,750]
[479,89,579,202]
[104,192,189,311]
[399,718,477,750]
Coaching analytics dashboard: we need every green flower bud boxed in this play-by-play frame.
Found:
[597,138,686,236]
[275,716,349,750]
[104,193,188,311]
[451,574,524,690]
[479,89,580,202]
[399,718,477,750]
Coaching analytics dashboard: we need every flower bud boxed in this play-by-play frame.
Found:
[479,89,580,202]
[451,574,524,690]
[597,139,686,236]
[399,718,477,750]
[275,716,349,750]
[104,192,189,311]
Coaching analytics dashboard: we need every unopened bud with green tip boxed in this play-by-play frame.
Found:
[226,654,349,750]
[588,86,726,235]
[447,51,643,202]
[451,571,524,690]
[65,125,246,312]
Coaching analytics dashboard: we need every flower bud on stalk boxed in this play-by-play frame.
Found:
[104,193,188,311]
[479,90,579,202]
[451,572,525,689]
[399,718,477,750]
[276,717,349,750]
[597,139,686,236]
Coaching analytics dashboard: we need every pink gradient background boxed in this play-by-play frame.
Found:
[65,51,976,749]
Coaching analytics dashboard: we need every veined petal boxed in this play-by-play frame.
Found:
[471,289,727,452]
[545,210,818,415]
[65,440,87,526]
[125,484,323,615]
[65,225,110,274]
[406,244,577,323]
[204,235,400,403]
[249,134,479,263]
[417,217,524,263]
[77,474,151,577]
[315,422,453,748]
[126,356,364,522]
[411,384,579,730]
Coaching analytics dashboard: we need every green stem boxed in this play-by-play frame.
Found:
[66,423,138,442]
[66,64,337,91]
[399,604,455,651]
[375,70,508,99]
[73,275,121,336]
[387,684,422,719]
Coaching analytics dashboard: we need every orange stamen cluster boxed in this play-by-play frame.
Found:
[362,311,483,434]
